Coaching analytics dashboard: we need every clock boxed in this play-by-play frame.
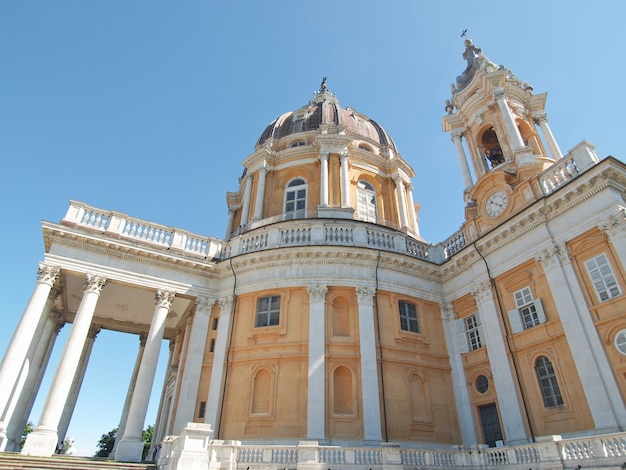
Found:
[485,191,508,217]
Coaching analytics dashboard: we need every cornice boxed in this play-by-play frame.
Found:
[43,224,219,277]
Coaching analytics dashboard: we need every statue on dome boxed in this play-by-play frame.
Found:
[320,76,328,93]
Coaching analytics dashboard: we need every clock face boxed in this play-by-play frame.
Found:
[485,191,508,217]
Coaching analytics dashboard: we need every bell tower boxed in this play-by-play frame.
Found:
[442,37,567,236]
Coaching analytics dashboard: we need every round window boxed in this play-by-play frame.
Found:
[475,375,489,394]
[615,329,626,356]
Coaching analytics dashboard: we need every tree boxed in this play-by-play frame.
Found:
[20,421,34,449]
[94,425,153,460]
[141,424,154,461]
[94,427,117,458]
[57,438,73,455]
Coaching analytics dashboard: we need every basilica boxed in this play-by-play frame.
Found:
[1,39,625,469]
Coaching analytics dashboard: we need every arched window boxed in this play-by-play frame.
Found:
[284,178,307,220]
[534,356,564,408]
[357,180,377,223]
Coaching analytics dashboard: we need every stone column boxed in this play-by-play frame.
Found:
[111,334,146,456]
[494,88,525,150]
[394,176,408,229]
[441,302,477,445]
[57,326,101,445]
[224,208,236,240]
[252,164,267,221]
[5,314,64,452]
[114,289,175,463]
[537,245,626,431]
[204,296,234,434]
[173,296,214,434]
[451,130,474,189]
[356,286,382,442]
[319,152,329,207]
[339,152,350,208]
[405,184,421,237]
[240,174,253,227]
[306,285,327,440]
[472,280,528,444]
[22,273,106,457]
[533,113,563,160]
[0,263,60,450]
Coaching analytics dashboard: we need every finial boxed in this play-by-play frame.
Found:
[461,28,468,39]
[320,76,328,93]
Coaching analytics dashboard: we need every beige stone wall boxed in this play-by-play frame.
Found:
[495,259,594,436]
[568,228,626,404]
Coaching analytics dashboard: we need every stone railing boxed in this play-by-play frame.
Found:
[61,201,225,261]
[539,140,600,196]
[157,424,626,470]
[226,219,433,262]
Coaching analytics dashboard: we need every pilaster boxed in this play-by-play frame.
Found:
[306,285,327,440]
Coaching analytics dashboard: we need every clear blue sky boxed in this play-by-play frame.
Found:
[1,1,624,457]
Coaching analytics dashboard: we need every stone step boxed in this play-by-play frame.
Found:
[0,453,157,470]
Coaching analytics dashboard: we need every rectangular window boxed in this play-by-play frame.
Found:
[465,314,482,351]
[508,287,546,333]
[455,313,483,354]
[209,339,215,353]
[256,295,281,327]
[212,318,219,330]
[399,301,419,333]
[585,254,622,302]
[198,401,206,419]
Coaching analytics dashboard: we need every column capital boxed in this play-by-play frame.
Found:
[532,112,548,124]
[218,295,234,312]
[37,263,61,286]
[339,151,349,161]
[450,129,465,141]
[319,151,330,161]
[536,243,570,270]
[195,296,216,313]
[356,286,376,304]
[88,325,101,340]
[493,87,506,100]
[600,209,626,238]
[472,280,492,304]
[307,285,328,303]
[440,300,455,320]
[84,274,107,294]
[155,289,175,309]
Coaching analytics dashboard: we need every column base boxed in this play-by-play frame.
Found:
[0,427,8,452]
[114,436,144,462]
[21,426,58,457]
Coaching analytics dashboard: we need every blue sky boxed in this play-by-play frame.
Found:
[1,1,624,457]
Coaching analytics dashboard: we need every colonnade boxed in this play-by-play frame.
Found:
[450,90,566,188]
[0,265,186,462]
[230,151,420,235]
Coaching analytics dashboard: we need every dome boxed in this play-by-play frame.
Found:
[255,85,397,151]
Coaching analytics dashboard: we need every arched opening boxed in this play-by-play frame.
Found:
[481,128,504,168]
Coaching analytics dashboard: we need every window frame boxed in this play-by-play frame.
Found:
[507,287,546,333]
[455,312,484,354]
[398,300,419,333]
[255,295,281,328]
[284,178,307,220]
[534,356,564,408]
[584,253,622,302]
[357,179,377,223]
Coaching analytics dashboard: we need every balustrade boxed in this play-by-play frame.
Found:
[157,430,626,470]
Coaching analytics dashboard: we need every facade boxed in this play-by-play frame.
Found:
[0,39,625,468]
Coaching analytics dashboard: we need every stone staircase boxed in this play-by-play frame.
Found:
[0,453,156,470]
